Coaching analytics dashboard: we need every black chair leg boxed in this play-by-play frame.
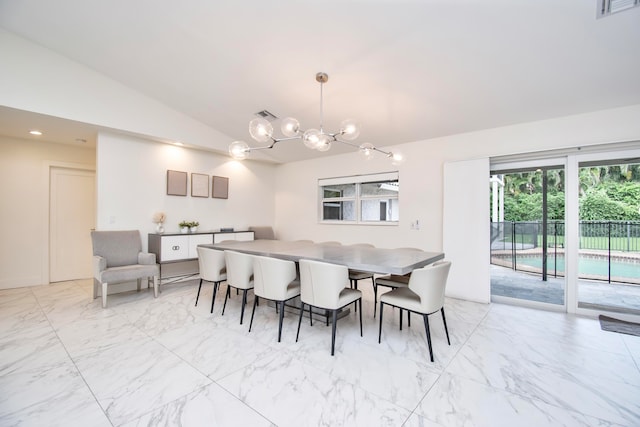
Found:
[296,301,305,342]
[210,282,219,313]
[277,301,285,342]
[222,286,231,315]
[358,299,363,337]
[248,297,259,332]
[195,278,203,306]
[441,307,450,345]
[423,314,434,362]
[408,312,411,327]
[239,289,248,324]
[331,309,338,356]
[373,281,378,318]
[378,301,384,343]
[400,308,403,331]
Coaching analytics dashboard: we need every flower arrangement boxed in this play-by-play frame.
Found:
[152,212,166,224]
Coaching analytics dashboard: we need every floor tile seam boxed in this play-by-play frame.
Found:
[621,338,640,374]
[211,379,280,426]
[31,288,114,426]
[477,317,633,356]
[443,368,637,425]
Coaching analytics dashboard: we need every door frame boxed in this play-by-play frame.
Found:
[41,161,95,285]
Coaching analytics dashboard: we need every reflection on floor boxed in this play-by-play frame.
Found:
[491,265,640,315]
[1,278,639,426]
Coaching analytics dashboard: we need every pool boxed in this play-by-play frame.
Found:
[496,254,640,280]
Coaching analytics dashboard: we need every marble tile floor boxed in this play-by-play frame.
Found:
[1,278,639,426]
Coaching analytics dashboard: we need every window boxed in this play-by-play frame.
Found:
[319,172,399,224]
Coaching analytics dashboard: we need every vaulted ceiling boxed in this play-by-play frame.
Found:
[1,0,639,162]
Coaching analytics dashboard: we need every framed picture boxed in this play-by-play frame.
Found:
[191,173,209,197]
[212,176,229,199]
[167,170,188,196]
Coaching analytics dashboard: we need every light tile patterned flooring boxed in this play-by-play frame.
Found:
[1,278,639,426]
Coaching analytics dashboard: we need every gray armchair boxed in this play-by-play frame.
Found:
[91,230,159,308]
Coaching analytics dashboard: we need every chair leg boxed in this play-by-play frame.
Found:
[441,307,451,345]
[210,282,219,314]
[331,309,338,356]
[93,278,99,300]
[101,282,108,308]
[378,301,384,343]
[423,314,434,362]
[195,278,203,306]
[399,308,403,331]
[296,301,305,342]
[240,289,248,324]
[222,286,231,316]
[136,278,141,292]
[153,276,159,298]
[373,281,378,318]
[359,299,363,337]
[408,312,411,327]
[277,301,285,342]
[248,297,259,332]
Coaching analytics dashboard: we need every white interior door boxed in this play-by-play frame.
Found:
[50,167,96,282]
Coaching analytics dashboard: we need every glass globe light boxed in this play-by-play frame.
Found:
[316,133,332,152]
[303,129,321,149]
[359,142,375,160]
[229,141,250,160]
[281,117,300,137]
[249,118,273,143]
[339,119,360,141]
[390,151,405,166]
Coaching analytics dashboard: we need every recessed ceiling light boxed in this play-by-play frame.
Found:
[29,130,42,136]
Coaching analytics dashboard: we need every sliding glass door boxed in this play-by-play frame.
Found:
[490,161,566,308]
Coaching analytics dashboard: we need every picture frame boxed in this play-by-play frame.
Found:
[191,173,209,198]
[212,176,229,199]
[166,170,188,196]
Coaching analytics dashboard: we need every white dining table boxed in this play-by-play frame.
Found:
[199,240,444,275]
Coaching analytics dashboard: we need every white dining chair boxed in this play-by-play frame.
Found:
[196,247,226,313]
[378,260,451,362]
[249,255,301,342]
[296,259,363,356]
[222,250,255,324]
[373,247,424,317]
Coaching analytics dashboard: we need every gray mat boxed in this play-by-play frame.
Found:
[599,315,640,337]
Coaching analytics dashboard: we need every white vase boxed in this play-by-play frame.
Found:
[190,226,198,233]
[180,227,189,234]
[156,222,164,234]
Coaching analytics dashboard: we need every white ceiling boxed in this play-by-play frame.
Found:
[1,0,639,163]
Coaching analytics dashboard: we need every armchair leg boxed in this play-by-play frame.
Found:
[93,278,99,300]
[136,278,141,292]
[101,282,108,308]
[153,276,159,298]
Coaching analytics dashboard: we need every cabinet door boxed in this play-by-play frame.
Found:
[161,236,189,262]
[235,232,254,241]
[214,233,234,243]
[188,234,213,258]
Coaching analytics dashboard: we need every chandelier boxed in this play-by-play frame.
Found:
[228,72,403,164]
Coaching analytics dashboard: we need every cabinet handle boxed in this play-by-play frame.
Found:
[172,245,180,251]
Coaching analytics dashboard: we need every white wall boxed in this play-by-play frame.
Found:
[0,136,95,288]
[96,132,276,250]
[0,29,231,153]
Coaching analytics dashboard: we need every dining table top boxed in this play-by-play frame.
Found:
[199,240,444,275]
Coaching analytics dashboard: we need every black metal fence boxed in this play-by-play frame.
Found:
[490,220,640,284]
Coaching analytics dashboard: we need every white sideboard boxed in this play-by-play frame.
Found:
[148,230,254,279]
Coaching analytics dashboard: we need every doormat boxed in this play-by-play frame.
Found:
[599,315,640,337]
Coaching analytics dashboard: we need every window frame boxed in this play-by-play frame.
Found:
[318,172,399,225]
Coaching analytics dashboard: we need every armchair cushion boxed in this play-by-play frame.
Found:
[100,264,159,283]
[91,230,142,267]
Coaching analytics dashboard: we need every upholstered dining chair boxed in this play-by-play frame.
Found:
[91,230,159,308]
[222,250,255,324]
[346,243,375,290]
[249,255,301,342]
[196,247,226,313]
[373,247,424,317]
[296,259,363,356]
[249,226,275,240]
[378,260,452,362]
